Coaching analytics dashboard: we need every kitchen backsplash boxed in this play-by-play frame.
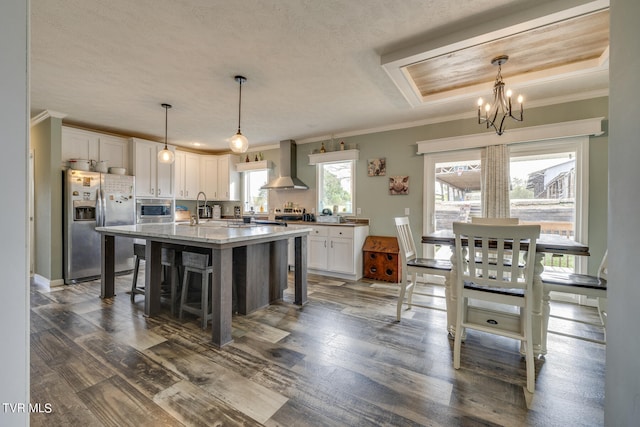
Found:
[268,189,317,213]
[177,188,317,217]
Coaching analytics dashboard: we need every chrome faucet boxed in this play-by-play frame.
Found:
[196,191,207,225]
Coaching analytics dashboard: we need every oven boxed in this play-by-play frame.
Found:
[135,199,175,224]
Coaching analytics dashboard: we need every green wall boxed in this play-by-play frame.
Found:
[31,116,64,282]
[294,97,608,273]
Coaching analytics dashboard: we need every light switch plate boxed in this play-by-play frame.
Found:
[404,207,410,215]
[356,208,362,215]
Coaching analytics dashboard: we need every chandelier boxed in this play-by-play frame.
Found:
[477,55,523,135]
[229,75,249,153]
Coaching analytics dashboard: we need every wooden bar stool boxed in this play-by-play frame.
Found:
[179,251,213,329]
[131,243,182,316]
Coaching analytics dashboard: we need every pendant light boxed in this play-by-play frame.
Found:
[158,103,175,164]
[229,75,249,153]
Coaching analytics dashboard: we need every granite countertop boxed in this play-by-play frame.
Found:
[283,220,369,227]
[218,215,370,227]
[96,222,312,245]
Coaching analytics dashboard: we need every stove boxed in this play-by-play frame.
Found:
[274,207,305,222]
[275,214,304,221]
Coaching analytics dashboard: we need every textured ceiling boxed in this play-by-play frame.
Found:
[30,0,610,152]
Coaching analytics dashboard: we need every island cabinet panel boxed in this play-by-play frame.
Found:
[233,239,288,315]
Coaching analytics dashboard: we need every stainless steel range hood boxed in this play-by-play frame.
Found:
[261,139,309,190]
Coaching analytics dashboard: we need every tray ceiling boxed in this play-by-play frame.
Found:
[382,1,609,108]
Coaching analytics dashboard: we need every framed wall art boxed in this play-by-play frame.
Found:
[389,175,409,195]
[367,157,386,176]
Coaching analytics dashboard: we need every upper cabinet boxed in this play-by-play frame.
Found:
[61,126,129,170]
[200,154,239,201]
[175,151,201,200]
[130,138,175,199]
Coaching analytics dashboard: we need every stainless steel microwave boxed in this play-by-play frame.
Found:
[135,199,174,224]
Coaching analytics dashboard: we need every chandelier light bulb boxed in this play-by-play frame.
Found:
[517,95,524,104]
[506,89,513,98]
[477,98,484,107]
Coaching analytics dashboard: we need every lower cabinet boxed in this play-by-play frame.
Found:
[289,224,369,280]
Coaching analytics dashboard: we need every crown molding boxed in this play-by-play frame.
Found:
[416,117,604,154]
[30,110,67,127]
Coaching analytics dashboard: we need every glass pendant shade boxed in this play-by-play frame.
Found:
[229,131,249,153]
[157,147,174,163]
[158,103,175,164]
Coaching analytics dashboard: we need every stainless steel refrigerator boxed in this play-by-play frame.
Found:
[63,169,136,284]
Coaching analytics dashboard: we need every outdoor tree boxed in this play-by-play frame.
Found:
[323,168,351,207]
[510,177,534,199]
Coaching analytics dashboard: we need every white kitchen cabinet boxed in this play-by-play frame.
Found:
[327,227,356,274]
[131,138,175,198]
[289,224,369,280]
[200,155,218,199]
[175,151,200,200]
[175,151,185,199]
[98,134,129,170]
[308,226,330,271]
[62,126,129,170]
[200,154,239,201]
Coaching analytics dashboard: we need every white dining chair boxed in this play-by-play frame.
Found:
[470,217,520,225]
[541,250,608,341]
[394,217,451,321]
[452,222,541,393]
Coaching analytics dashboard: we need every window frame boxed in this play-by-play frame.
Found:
[423,136,589,273]
[242,168,269,214]
[315,159,356,215]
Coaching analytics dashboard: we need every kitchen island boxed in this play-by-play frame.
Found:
[96,222,311,347]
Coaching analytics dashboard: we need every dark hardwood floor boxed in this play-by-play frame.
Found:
[30,272,605,426]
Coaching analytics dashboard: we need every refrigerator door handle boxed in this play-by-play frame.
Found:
[95,189,104,227]
[100,189,106,226]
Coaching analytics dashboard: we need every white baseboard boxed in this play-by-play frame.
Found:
[33,274,65,288]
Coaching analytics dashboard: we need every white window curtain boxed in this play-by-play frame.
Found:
[481,144,510,218]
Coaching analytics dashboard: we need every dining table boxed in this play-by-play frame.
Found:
[422,230,590,356]
[97,222,311,348]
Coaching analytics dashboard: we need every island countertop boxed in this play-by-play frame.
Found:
[96,222,313,246]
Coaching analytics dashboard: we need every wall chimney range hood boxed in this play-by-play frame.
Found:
[261,139,309,190]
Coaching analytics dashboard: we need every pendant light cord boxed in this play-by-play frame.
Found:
[165,105,169,148]
[161,103,172,149]
[237,78,243,133]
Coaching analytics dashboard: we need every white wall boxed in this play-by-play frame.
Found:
[606,0,640,424]
[0,0,30,425]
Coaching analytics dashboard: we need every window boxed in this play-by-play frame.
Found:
[430,150,483,232]
[424,137,589,273]
[243,169,269,214]
[509,139,585,274]
[317,160,355,215]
